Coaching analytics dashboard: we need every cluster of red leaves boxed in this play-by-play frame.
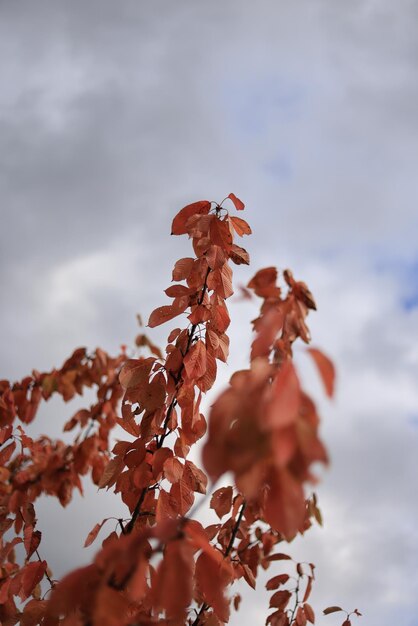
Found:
[0,195,357,626]
[0,348,126,623]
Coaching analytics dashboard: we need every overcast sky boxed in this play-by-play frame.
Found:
[1,1,418,624]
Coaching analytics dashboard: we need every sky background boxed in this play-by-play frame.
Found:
[1,1,418,624]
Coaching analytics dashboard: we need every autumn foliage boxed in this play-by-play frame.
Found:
[0,195,360,625]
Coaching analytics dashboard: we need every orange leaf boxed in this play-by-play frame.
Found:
[184,340,207,380]
[153,540,195,620]
[230,216,252,236]
[308,348,335,398]
[163,457,184,483]
[171,200,211,235]
[228,192,245,210]
[241,563,256,589]
[266,361,300,429]
[178,462,205,495]
[264,468,306,540]
[195,551,233,622]
[210,486,233,518]
[148,296,189,328]
[84,518,110,547]
[170,478,194,515]
[20,561,47,601]
[119,358,154,389]
[172,257,195,281]
[210,218,233,251]
[229,243,250,265]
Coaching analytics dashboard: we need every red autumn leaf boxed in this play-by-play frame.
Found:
[323,606,344,615]
[172,257,195,281]
[183,340,207,380]
[229,243,250,265]
[21,599,48,626]
[265,553,292,561]
[0,440,16,465]
[140,376,166,412]
[308,348,336,398]
[304,603,315,623]
[23,526,41,559]
[164,284,191,297]
[171,200,211,235]
[84,518,110,548]
[341,621,351,626]
[264,469,306,540]
[210,486,233,518]
[119,358,154,389]
[230,216,252,236]
[148,296,189,328]
[266,574,290,590]
[183,460,208,494]
[170,478,194,515]
[163,457,184,483]
[210,217,233,251]
[228,192,245,210]
[20,561,47,601]
[266,361,301,430]
[296,606,307,626]
[303,576,313,602]
[241,563,256,589]
[98,457,125,489]
[269,590,291,610]
[153,539,195,620]
[195,550,233,623]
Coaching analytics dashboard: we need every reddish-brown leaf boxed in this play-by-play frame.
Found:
[119,358,154,389]
[210,217,233,251]
[153,540,195,620]
[269,590,291,610]
[308,348,335,398]
[0,440,16,465]
[304,603,315,623]
[266,361,300,429]
[264,469,306,540]
[163,457,184,483]
[266,574,290,590]
[183,460,208,494]
[195,550,233,623]
[241,563,256,589]
[165,284,191,297]
[230,216,252,236]
[84,518,110,547]
[170,478,194,515]
[210,486,233,518]
[148,296,189,328]
[228,192,245,210]
[172,257,195,281]
[323,607,344,615]
[265,553,292,561]
[229,243,250,265]
[184,340,207,380]
[20,561,47,601]
[171,200,211,235]
[21,599,48,626]
[98,457,125,489]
